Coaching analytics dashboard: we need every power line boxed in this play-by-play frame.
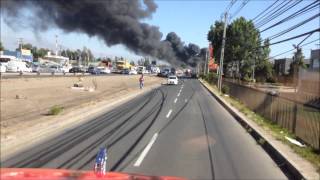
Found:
[261,0,320,32]
[230,0,250,20]
[254,0,288,23]
[268,39,319,59]
[267,28,320,47]
[267,13,320,40]
[256,0,303,28]
[225,0,238,12]
[251,0,279,21]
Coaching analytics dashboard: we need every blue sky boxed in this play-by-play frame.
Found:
[1,0,319,61]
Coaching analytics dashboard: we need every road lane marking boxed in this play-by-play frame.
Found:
[177,93,180,97]
[174,98,178,103]
[166,109,172,118]
[134,133,158,167]
[185,99,188,103]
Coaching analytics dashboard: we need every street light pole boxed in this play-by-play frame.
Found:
[218,12,228,92]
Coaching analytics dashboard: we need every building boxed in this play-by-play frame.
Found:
[310,49,320,70]
[2,49,33,62]
[274,58,293,75]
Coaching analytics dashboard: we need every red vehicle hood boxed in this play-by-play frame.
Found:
[0,168,187,180]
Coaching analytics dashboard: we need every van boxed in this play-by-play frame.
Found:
[7,60,32,72]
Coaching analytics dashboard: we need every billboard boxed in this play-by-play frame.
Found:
[21,49,32,56]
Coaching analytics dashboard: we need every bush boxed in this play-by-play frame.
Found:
[221,85,230,94]
[48,105,64,115]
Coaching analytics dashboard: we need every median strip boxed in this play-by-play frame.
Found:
[134,133,158,167]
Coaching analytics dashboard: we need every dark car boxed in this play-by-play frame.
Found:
[122,69,130,74]
[88,66,101,74]
[69,67,85,73]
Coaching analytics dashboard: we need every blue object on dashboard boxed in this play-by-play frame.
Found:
[94,147,107,175]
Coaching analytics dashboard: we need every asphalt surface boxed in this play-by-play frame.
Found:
[1,79,287,179]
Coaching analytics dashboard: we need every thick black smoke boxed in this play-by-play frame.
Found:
[1,0,203,66]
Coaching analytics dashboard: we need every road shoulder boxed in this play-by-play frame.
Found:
[199,79,319,180]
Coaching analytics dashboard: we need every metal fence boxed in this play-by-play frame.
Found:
[209,78,320,150]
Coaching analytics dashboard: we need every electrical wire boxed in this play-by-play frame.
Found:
[266,28,320,47]
[267,39,319,60]
[254,0,288,23]
[251,0,279,21]
[256,0,303,28]
[267,13,320,40]
[230,0,250,20]
[261,0,320,32]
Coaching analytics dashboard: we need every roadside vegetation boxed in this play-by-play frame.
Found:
[48,105,64,116]
[201,79,320,173]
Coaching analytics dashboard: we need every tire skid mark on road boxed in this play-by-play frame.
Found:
[60,91,161,169]
[196,99,215,180]
[3,91,156,168]
[76,91,163,170]
[108,88,167,171]
[192,81,215,179]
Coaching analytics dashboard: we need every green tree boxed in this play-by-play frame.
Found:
[17,43,33,50]
[130,60,135,66]
[0,42,4,51]
[143,58,150,66]
[207,17,270,81]
[289,47,305,76]
[181,64,187,69]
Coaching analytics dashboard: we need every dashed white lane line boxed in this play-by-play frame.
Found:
[177,92,180,97]
[185,99,188,103]
[166,109,173,118]
[134,133,159,167]
[174,98,178,103]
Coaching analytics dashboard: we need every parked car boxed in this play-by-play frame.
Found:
[0,63,7,73]
[32,64,40,72]
[129,69,138,75]
[88,66,101,74]
[97,66,111,74]
[167,75,178,85]
[49,65,62,73]
[6,60,32,72]
[69,66,85,73]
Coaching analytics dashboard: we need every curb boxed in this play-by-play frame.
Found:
[199,80,313,180]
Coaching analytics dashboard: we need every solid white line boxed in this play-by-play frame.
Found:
[174,98,178,103]
[166,109,172,118]
[134,133,158,167]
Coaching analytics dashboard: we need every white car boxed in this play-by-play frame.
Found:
[0,63,7,73]
[97,67,111,74]
[6,60,32,72]
[129,69,138,75]
[167,75,178,85]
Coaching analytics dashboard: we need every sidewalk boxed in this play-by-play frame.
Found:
[199,79,319,180]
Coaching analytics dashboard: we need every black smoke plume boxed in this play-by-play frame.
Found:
[1,0,203,66]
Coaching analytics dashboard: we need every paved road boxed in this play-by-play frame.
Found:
[1,79,287,179]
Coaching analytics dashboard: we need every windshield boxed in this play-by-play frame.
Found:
[1,1,319,180]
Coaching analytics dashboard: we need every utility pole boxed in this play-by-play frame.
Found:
[218,12,228,92]
[252,57,256,83]
[55,35,58,56]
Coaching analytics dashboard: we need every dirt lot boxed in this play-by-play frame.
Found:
[0,75,163,136]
